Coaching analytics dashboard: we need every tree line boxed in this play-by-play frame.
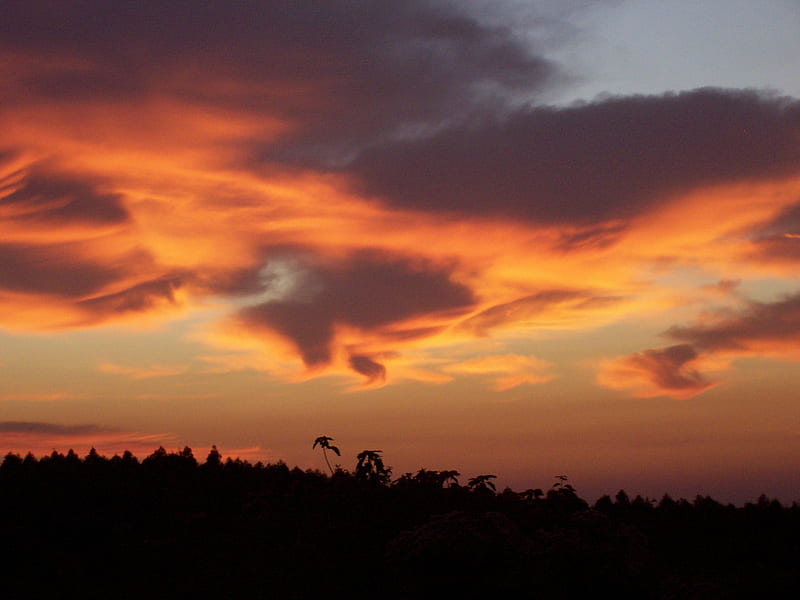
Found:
[1,442,798,598]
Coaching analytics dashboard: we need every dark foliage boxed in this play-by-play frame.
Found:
[0,448,798,599]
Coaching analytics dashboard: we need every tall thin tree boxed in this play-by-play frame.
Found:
[313,435,340,475]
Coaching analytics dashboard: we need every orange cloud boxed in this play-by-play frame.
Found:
[667,292,800,359]
[2,3,800,390]
[599,290,800,399]
[0,392,87,402]
[0,420,274,464]
[98,361,190,380]
[444,354,554,391]
[457,290,626,337]
[598,344,719,400]
[0,421,177,458]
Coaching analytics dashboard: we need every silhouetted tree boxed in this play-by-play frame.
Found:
[520,488,544,502]
[179,446,197,467]
[594,494,613,512]
[85,447,104,465]
[553,474,569,488]
[438,469,461,488]
[467,474,496,495]
[122,449,138,465]
[312,436,340,475]
[355,450,390,485]
[204,445,222,468]
[657,493,677,511]
[143,446,168,465]
[1,452,23,471]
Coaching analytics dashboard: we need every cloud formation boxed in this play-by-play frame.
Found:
[2,2,800,387]
[746,201,800,266]
[667,293,800,355]
[598,344,716,400]
[348,354,389,386]
[458,289,623,336]
[98,361,189,380]
[236,251,475,373]
[0,421,176,457]
[0,1,553,160]
[0,421,109,436]
[0,166,128,228]
[599,292,800,399]
[348,89,800,223]
[444,354,554,391]
[0,242,120,297]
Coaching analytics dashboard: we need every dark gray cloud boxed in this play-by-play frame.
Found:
[0,165,129,226]
[0,152,186,320]
[747,201,800,263]
[0,242,122,297]
[1,1,554,161]
[0,238,184,325]
[348,89,800,224]
[238,251,475,371]
[612,344,714,397]
[77,276,182,318]
[348,354,388,385]
[0,236,181,324]
[758,202,800,237]
[555,222,628,252]
[607,291,800,398]
[667,292,800,352]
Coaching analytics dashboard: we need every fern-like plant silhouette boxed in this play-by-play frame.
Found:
[313,435,340,475]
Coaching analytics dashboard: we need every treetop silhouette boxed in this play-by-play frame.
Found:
[467,474,496,495]
[355,449,391,484]
[313,435,340,474]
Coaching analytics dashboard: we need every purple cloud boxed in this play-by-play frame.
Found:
[238,250,475,371]
[348,89,800,224]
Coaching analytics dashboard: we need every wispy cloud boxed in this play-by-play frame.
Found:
[0,421,176,457]
[98,361,190,379]
[444,354,554,391]
[598,290,800,399]
[0,392,87,402]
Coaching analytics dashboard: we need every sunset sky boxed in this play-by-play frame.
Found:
[2,0,800,503]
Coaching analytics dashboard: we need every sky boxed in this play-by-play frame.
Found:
[2,0,800,503]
